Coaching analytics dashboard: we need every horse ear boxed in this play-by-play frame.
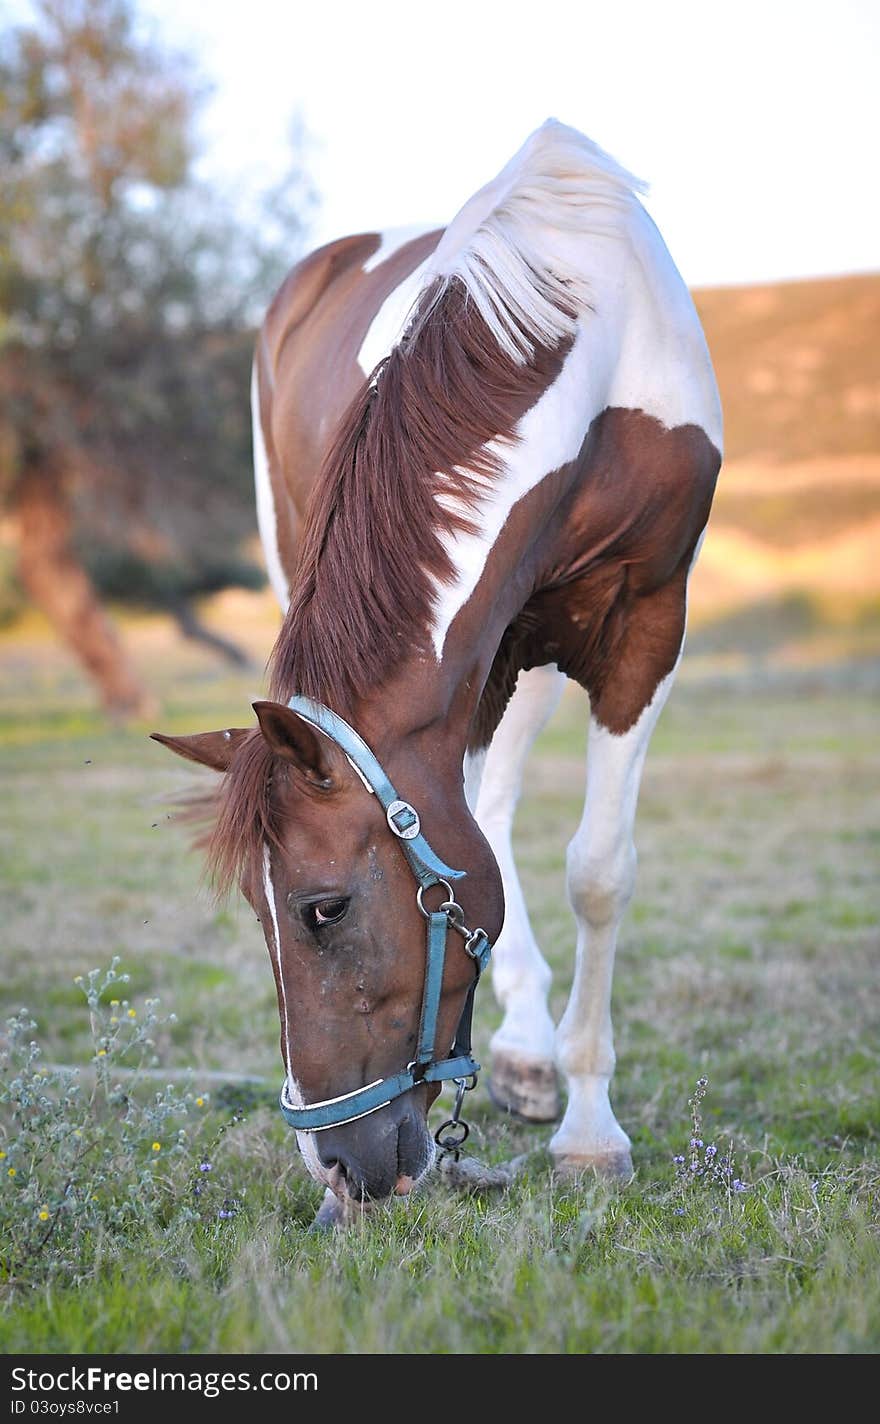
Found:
[150,727,250,772]
[252,701,335,786]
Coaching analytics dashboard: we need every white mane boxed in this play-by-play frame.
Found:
[422,119,646,363]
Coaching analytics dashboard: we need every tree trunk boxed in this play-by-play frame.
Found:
[14,463,156,721]
[169,597,253,669]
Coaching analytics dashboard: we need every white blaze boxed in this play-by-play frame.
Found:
[261,845,291,1077]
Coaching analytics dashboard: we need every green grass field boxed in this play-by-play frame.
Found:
[1,607,878,1354]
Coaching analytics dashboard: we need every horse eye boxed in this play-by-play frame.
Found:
[307,897,349,930]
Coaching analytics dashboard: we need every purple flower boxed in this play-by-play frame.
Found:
[673,1208,685,1216]
[690,1138,703,1149]
[218,1209,234,1219]
[696,1077,708,1089]
[732,1179,747,1193]
[673,1154,685,1164]
[705,1144,717,1159]
[199,1162,212,1173]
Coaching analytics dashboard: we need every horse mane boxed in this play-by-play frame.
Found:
[208,120,644,891]
[268,122,641,712]
[267,279,570,712]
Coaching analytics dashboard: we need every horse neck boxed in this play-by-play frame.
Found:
[346,648,481,801]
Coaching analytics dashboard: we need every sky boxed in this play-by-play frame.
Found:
[8,0,880,286]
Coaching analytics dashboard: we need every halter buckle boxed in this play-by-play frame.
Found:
[387,799,421,840]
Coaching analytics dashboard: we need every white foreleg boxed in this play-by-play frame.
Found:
[550,667,677,1177]
[471,664,566,1121]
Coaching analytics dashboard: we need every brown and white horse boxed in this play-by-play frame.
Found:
[154,121,722,1222]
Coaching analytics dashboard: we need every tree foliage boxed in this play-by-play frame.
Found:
[0,0,311,647]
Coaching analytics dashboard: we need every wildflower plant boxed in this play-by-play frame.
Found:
[672,1076,748,1197]
[0,959,242,1287]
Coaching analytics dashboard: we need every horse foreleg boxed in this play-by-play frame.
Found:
[551,665,678,1179]
[471,664,566,1121]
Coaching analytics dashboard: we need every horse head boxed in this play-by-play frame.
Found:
[152,697,503,1208]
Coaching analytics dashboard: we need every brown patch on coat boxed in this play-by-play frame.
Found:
[254,234,383,599]
[254,229,443,599]
[466,409,721,745]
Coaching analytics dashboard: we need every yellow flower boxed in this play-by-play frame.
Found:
[110,1000,120,1007]
[7,1168,16,1178]
[74,975,83,984]
[0,1151,6,1160]
[73,1130,82,1138]
[151,1142,161,1152]
[38,1209,49,1221]
[127,1009,137,1019]
[97,1049,107,1057]
[195,1097,204,1108]
[110,1016,119,1025]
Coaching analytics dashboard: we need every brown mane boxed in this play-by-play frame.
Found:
[207,271,572,895]
[267,275,571,711]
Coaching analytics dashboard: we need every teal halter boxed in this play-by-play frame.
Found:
[278,696,492,1134]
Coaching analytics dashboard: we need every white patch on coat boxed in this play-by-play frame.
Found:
[422,118,642,364]
[424,178,722,659]
[252,363,290,612]
[462,748,487,814]
[547,521,703,1157]
[550,664,680,1163]
[473,665,565,1063]
[355,120,722,666]
[428,329,599,658]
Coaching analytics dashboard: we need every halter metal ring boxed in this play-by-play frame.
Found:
[416,880,455,920]
[434,1117,470,1151]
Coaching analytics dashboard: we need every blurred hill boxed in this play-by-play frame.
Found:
[689,273,880,650]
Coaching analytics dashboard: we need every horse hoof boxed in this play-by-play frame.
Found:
[489,1050,561,1122]
[551,1148,635,1184]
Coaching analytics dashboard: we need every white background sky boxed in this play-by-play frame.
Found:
[8,0,880,286]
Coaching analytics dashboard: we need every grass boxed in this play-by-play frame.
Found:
[1,603,878,1354]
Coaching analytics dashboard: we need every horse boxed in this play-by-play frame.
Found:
[153,120,722,1227]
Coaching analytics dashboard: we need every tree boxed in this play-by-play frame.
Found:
[0,0,311,716]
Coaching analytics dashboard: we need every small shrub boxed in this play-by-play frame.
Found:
[672,1076,749,1197]
[0,958,242,1288]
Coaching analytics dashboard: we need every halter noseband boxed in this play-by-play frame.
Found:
[277,695,492,1134]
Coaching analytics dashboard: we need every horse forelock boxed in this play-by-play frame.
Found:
[201,730,283,897]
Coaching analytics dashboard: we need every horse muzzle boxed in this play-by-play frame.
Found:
[313,1092,434,1202]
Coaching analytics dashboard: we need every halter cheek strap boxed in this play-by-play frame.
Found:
[277,695,492,1135]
